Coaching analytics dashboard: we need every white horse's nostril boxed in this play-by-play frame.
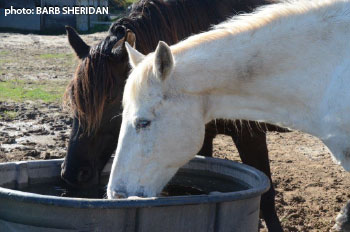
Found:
[114,193,126,199]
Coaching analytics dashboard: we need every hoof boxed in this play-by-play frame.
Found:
[333,201,350,232]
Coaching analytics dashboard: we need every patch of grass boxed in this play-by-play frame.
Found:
[0,59,13,66]
[0,79,68,103]
[3,111,17,119]
[0,50,9,56]
[38,53,73,59]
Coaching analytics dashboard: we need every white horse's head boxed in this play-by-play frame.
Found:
[107,41,205,198]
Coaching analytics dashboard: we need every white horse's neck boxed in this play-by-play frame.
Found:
[170,1,350,134]
[168,0,350,166]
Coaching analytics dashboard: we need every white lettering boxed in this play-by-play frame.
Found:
[36,7,61,15]
[4,8,10,16]
[102,7,109,15]
[62,7,109,15]
[5,6,35,16]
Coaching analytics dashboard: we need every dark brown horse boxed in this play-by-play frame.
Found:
[61,0,286,231]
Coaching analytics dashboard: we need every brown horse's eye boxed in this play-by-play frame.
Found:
[135,119,151,130]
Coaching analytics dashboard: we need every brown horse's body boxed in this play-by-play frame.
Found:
[62,0,286,231]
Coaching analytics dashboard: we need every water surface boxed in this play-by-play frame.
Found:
[17,170,249,199]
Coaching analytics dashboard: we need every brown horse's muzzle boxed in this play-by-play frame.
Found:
[61,160,99,188]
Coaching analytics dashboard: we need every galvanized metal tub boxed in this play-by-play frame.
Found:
[0,156,269,232]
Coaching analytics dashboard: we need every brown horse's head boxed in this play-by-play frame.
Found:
[61,26,135,187]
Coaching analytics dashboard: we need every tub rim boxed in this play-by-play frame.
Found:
[0,156,270,209]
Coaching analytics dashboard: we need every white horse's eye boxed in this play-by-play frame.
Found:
[135,119,151,130]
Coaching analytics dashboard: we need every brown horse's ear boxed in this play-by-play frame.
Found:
[112,27,136,54]
[153,41,174,81]
[125,42,145,68]
[65,26,90,59]
[125,29,136,48]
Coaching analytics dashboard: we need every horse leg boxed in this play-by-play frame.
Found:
[230,120,283,232]
[334,201,350,231]
[197,121,217,157]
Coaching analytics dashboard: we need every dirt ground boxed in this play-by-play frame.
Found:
[0,32,107,162]
[1,32,350,232]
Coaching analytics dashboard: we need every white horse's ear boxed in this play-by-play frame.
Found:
[125,42,145,68]
[153,41,174,81]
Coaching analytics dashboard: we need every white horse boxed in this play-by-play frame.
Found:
[108,0,350,229]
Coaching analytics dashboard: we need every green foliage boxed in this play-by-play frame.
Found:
[109,0,135,8]
[108,0,138,11]
[125,0,138,5]
[89,24,111,34]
